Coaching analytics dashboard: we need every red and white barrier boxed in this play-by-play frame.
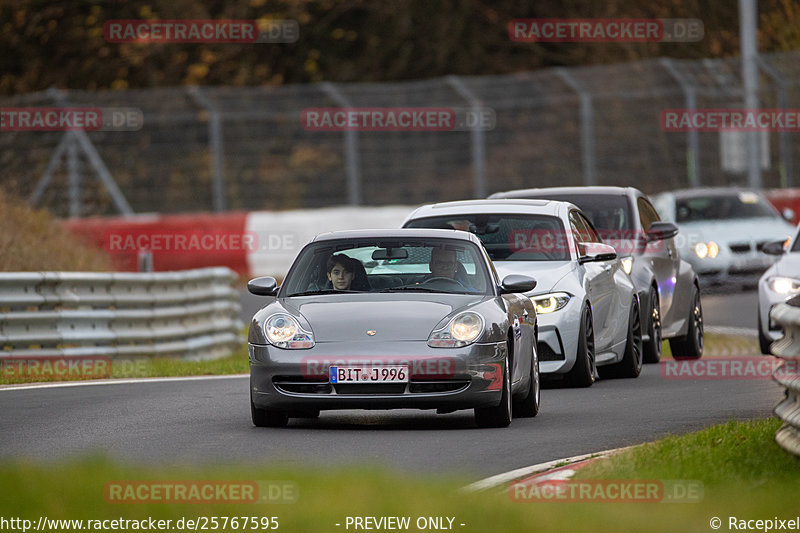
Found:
[65,206,416,278]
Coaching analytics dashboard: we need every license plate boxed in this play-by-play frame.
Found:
[329,365,409,384]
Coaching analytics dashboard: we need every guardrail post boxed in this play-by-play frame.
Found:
[446,75,488,198]
[660,58,701,188]
[188,86,227,212]
[321,82,362,206]
[555,68,596,187]
[768,296,800,457]
[757,56,794,188]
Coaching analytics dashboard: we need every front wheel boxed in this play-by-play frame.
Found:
[565,306,595,387]
[475,351,512,428]
[513,345,540,418]
[642,287,662,364]
[600,298,643,379]
[251,397,288,428]
[669,286,703,360]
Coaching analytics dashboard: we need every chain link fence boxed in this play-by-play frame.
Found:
[2,51,800,217]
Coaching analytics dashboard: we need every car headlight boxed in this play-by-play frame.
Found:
[621,256,634,275]
[694,241,719,259]
[768,277,800,295]
[264,313,314,349]
[428,311,485,348]
[532,292,571,314]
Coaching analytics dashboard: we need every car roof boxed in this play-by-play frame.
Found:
[406,198,571,219]
[489,186,635,198]
[310,227,483,245]
[665,187,763,199]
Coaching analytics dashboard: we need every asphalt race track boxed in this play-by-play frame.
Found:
[0,289,778,481]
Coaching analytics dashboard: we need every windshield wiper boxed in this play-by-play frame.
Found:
[378,286,439,293]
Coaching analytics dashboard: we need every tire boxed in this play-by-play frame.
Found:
[669,286,703,360]
[565,306,595,388]
[513,343,540,418]
[600,298,643,379]
[642,287,662,364]
[758,313,773,355]
[475,351,512,428]
[251,397,288,428]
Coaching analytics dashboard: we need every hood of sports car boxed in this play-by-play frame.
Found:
[281,293,484,342]
[492,261,575,294]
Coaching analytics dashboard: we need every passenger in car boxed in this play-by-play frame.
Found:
[326,254,355,291]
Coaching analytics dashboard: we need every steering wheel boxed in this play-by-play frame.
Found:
[419,276,466,288]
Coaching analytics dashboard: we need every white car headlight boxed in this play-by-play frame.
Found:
[621,256,634,275]
[768,277,800,295]
[694,242,708,258]
[264,313,314,349]
[428,311,485,348]
[532,292,571,314]
[694,241,719,259]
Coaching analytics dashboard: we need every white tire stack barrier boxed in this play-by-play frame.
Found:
[768,295,800,456]
[0,268,243,363]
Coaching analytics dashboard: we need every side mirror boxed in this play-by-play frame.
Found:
[578,242,617,263]
[782,208,796,223]
[762,240,787,256]
[646,221,679,241]
[248,276,278,296]
[499,274,537,294]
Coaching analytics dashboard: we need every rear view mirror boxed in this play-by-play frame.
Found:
[646,221,679,241]
[499,274,537,294]
[762,240,787,256]
[248,276,278,296]
[372,248,409,260]
[578,242,617,263]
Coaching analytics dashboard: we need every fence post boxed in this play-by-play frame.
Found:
[757,56,793,188]
[188,86,227,212]
[446,75,488,198]
[555,68,595,187]
[660,58,701,188]
[321,82,362,205]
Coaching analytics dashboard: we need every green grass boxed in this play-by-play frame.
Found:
[2,419,799,533]
[576,418,798,486]
[661,332,759,359]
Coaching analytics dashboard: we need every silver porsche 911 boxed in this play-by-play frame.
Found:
[247,229,539,428]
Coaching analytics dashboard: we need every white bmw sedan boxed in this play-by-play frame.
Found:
[403,199,642,387]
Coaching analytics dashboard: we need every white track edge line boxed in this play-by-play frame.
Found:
[461,445,637,493]
[0,374,249,391]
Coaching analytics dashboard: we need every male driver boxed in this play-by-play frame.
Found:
[327,254,355,290]
[428,247,460,279]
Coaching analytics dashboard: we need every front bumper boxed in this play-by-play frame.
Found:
[683,249,777,285]
[534,298,581,375]
[758,279,796,342]
[249,340,506,412]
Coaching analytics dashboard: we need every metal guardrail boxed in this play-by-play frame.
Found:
[767,297,800,456]
[0,268,243,361]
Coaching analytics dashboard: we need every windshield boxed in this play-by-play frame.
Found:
[675,192,778,223]
[514,194,634,234]
[404,214,571,261]
[282,238,491,296]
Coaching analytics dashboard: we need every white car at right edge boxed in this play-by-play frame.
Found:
[758,224,800,354]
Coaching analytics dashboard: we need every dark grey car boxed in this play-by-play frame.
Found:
[490,186,702,362]
[247,229,539,428]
